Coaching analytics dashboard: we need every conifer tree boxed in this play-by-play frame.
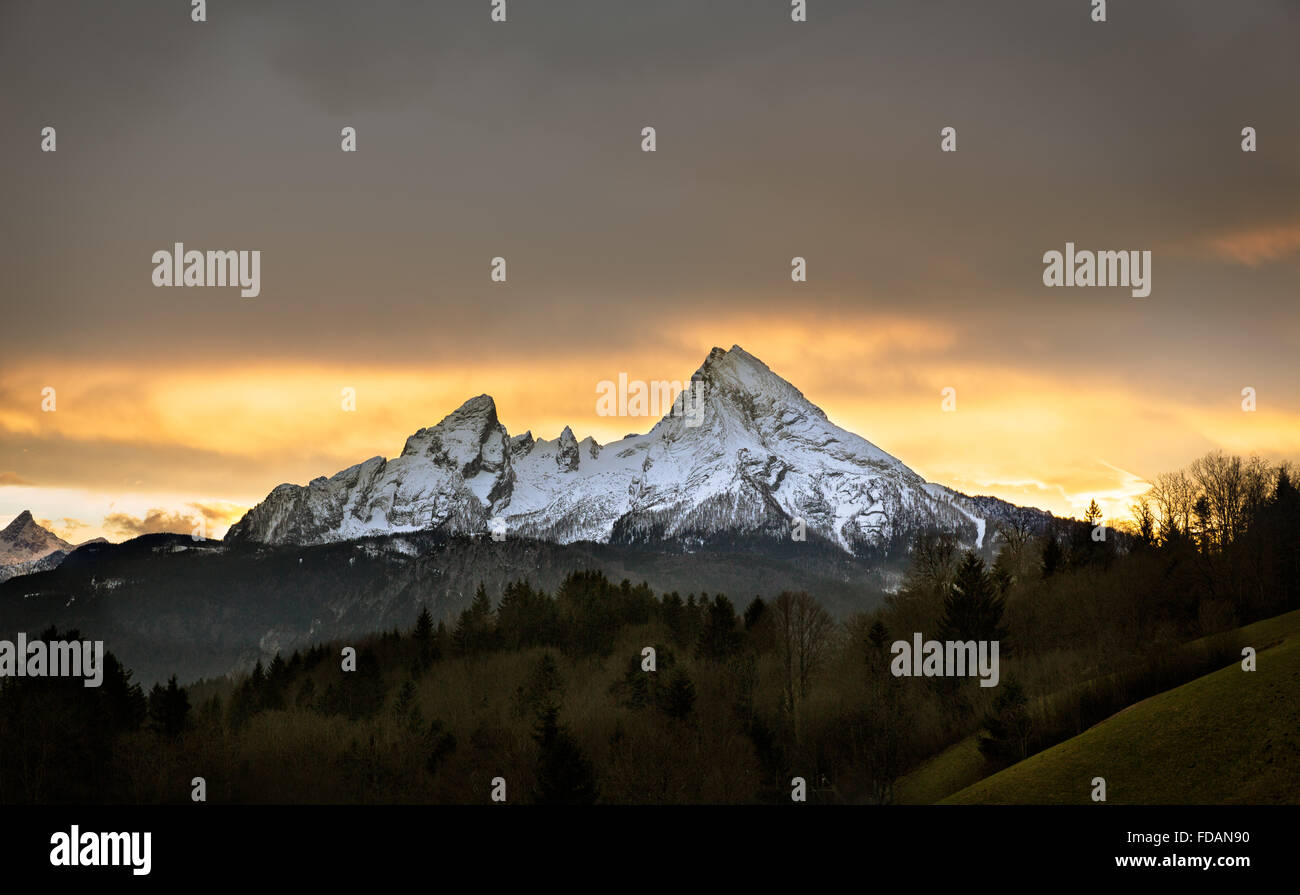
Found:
[147,675,191,739]
[532,704,599,805]
[940,551,1008,645]
[867,619,890,651]
[661,669,696,720]
[423,719,457,776]
[661,592,688,647]
[453,582,496,654]
[263,654,287,710]
[1084,499,1102,527]
[1040,535,1063,579]
[393,679,423,737]
[434,620,451,659]
[978,677,1032,763]
[412,605,436,670]
[514,652,564,717]
[697,594,742,660]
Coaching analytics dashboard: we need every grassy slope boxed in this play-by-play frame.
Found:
[943,609,1300,804]
[894,735,985,805]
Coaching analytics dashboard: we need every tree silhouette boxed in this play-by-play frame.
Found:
[412,605,437,671]
[979,677,1032,764]
[147,675,191,739]
[940,551,1008,644]
[532,704,598,805]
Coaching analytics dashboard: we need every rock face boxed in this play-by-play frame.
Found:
[225,346,1033,553]
[0,511,77,583]
[0,510,73,565]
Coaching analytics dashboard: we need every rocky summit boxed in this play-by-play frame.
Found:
[225,346,1038,555]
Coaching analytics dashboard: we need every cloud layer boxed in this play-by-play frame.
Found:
[2,0,1298,538]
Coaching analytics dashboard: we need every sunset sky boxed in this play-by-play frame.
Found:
[3,0,1299,541]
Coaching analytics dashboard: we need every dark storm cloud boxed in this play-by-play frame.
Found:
[1,0,1297,377]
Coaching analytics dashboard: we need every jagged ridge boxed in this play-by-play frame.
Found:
[224,346,1043,554]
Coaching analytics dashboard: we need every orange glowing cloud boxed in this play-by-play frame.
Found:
[102,501,248,539]
[4,312,1299,540]
[1206,222,1300,267]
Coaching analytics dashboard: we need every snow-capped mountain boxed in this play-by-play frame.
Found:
[0,510,73,566]
[0,511,78,583]
[225,346,1034,553]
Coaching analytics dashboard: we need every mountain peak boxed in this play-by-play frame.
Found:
[2,510,54,540]
[458,394,496,412]
[555,426,581,470]
[443,394,498,424]
[401,394,503,460]
[3,509,35,532]
[696,344,783,380]
[429,394,499,427]
[1,510,73,566]
[685,344,825,426]
[224,345,1025,554]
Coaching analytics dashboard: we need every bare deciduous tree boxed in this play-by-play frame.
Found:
[1149,469,1197,542]
[993,518,1037,584]
[772,591,834,708]
[1144,452,1275,552]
